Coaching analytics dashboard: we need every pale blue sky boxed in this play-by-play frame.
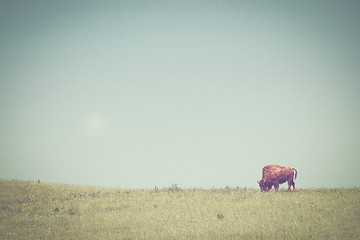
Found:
[1,1,359,188]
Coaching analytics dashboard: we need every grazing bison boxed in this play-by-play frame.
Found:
[258,165,297,192]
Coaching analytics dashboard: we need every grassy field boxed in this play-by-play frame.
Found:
[0,180,359,239]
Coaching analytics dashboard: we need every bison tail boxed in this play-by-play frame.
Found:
[293,168,297,180]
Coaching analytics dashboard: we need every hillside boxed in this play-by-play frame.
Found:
[1,180,359,239]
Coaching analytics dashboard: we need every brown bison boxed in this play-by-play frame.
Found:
[258,165,297,192]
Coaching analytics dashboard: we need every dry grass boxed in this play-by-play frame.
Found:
[1,180,359,239]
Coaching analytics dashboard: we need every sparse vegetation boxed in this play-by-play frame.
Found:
[1,180,359,239]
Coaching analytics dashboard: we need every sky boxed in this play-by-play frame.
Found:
[1,0,359,189]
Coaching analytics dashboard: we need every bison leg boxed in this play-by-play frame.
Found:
[287,180,292,191]
[287,180,295,192]
[274,181,279,192]
[292,181,295,192]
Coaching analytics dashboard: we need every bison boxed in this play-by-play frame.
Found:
[258,165,297,192]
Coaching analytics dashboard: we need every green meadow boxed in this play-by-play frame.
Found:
[1,180,359,239]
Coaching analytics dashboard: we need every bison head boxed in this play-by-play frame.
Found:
[258,179,266,191]
[258,179,272,192]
